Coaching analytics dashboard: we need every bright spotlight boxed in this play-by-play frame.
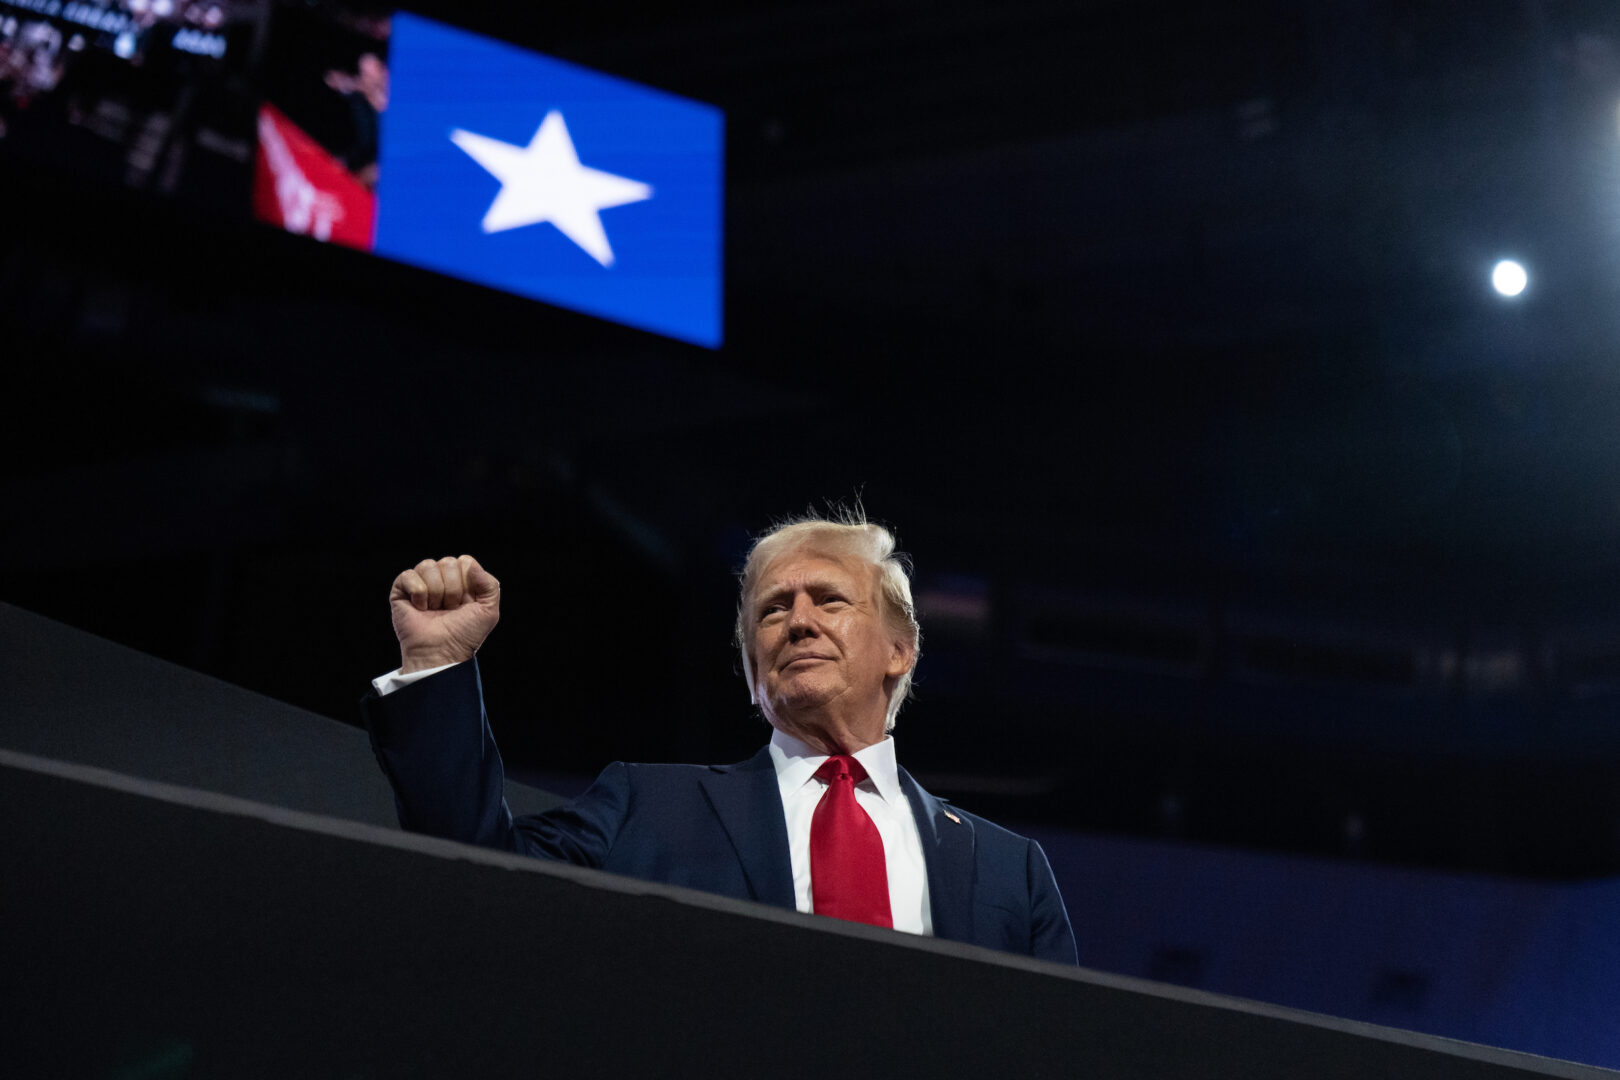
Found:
[1492,259,1528,298]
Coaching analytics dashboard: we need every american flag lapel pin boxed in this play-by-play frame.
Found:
[943,809,962,825]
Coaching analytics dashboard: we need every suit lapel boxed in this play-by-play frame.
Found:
[698,747,795,910]
[900,768,976,945]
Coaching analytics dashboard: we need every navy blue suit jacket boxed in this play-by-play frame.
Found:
[363,659,1077,964]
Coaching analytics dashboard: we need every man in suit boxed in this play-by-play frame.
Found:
[364,512,1077,963]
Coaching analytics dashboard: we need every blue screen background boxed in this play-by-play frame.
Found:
[375,12,724,348]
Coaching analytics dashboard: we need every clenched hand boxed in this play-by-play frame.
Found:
[389,555,501,673]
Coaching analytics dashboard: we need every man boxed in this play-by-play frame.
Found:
[363,512,1077,963]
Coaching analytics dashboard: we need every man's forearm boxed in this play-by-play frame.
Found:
[363,658,519,850]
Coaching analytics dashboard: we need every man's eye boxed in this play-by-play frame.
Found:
[822,595,847,605]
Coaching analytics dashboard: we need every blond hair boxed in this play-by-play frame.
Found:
[735,506,920,730]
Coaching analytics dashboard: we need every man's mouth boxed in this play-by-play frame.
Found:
[782,655,831,670]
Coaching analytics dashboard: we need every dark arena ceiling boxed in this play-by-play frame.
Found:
[8,0,1620,875]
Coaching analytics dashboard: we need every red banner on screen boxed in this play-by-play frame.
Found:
[253,104,375,251]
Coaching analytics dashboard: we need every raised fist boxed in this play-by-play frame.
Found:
[389,555,501,673]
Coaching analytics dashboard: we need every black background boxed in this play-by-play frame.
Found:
[9,0,1620,876]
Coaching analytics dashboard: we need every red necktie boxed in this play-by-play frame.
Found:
[810,755,893,928]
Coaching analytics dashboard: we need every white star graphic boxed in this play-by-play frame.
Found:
[449,110,652,268]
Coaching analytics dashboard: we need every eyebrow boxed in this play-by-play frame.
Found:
[756,577,850,613]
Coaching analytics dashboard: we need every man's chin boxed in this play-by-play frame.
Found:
[769,681,841,716]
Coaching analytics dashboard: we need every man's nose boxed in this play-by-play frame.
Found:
[786,596,818,639]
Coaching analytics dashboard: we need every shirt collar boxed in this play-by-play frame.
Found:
[768,727,903,805]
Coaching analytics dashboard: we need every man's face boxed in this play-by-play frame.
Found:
[748,546,912,739]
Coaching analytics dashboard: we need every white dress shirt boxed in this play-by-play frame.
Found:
[373,663,454,697]
[767,728,933,936]
[373,663,934,936]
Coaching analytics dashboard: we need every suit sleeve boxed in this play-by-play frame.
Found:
[361,657,626,867]
[1026,838,1079,965]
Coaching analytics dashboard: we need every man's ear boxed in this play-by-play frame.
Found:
[887,636,917,679]
[745,646,760,705]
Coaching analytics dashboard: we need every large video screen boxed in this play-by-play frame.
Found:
[0,0,253,213]
[0,2,724,348]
